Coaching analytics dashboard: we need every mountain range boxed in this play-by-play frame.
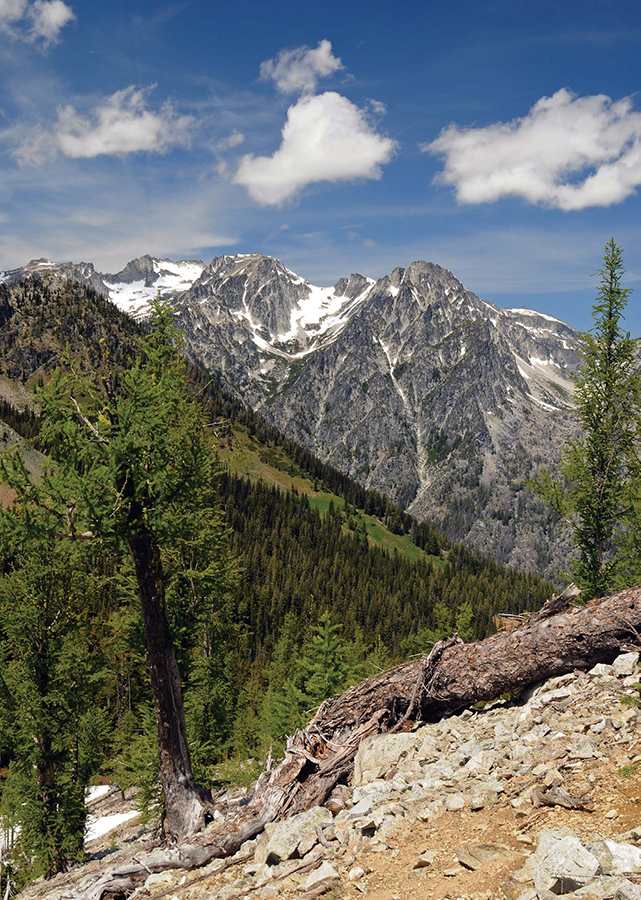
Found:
[1,252,582,577]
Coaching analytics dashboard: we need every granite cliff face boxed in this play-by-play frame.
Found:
[176,255,581,579]
[1,251,582,576]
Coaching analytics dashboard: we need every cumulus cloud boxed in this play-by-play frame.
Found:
[216,129,245,151]
[54,86,192,158]
[425,88,641,211]
[233,91,396,205]
[28,0,74,44]
[259,38,343,95]
[0,0,73,44]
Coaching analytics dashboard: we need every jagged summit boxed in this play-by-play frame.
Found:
[1,249,581,575]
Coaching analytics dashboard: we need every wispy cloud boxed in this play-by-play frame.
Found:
[0,0,74,45]
[0,161,240,270]
[216,129,245,151]
[425,89,641,211]
[259,38,343,95]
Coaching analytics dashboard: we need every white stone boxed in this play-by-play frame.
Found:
[353,732,417,785]
[301,861,339,892]
[589,839,641,875]
[525,829,600,893]
[613,653,640,677]
[445,793,465,811]
[254,806,332,865]
[589,663,614,677]
[348,865,366,881]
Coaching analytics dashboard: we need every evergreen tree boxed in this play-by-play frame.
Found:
[536,240,639,597]
[258,615,301,751]
[0,456,100,880]
[455,601,475,642]
[34,299,236,840]
[296,613,349,714]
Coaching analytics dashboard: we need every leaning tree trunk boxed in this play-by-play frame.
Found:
[128,521,209,842]
[84,585,641,898]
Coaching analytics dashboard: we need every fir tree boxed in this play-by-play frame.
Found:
[0,456,100,880]
[536,240,640,597]
[296,613,349,714]
[258,615,301,751]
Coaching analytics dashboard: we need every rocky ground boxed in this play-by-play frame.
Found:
[20,652,641,899]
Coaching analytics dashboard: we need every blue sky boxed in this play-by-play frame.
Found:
[1,0,641,332]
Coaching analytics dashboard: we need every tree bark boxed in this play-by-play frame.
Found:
[204,585,641,841]
[76,585,641,898]
[128,521,208,842]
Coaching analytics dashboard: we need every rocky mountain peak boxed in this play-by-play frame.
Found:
[2,248,584,576]
[108,254,159,284]
[333,273,373,300]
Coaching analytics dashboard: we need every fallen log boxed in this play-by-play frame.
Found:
[82,584,641,898]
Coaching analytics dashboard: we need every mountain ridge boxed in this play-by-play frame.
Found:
[1,252,581,576]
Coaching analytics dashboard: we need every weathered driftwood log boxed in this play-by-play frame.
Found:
[85,585,641,898]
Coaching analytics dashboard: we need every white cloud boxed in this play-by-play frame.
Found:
[425,89,641,211]
[216,129,245,151]
[368,99,387,116]
[0,0,73,44]
[54,86,192,158]
[0,0,28,26]
[27,0,74,44]
[233,91,396,205]
[259,39,343,95]
[11,126,54,165]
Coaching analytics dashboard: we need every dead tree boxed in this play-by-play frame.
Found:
[82,585,641,899]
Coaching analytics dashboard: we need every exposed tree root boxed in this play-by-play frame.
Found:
[84,584,641,898]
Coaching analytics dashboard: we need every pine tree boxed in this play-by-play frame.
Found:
[537,240,639,597]
[297,613,349,714]
[258,615,301,751]
[455,601,475,642]
[0,456,100,880]
[34,299,235,840]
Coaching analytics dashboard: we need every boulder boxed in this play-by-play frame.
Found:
[613,652,640,677]
[589,663,614,677]
[524,829,600,893]
[588,839,641,875]
[574,875,641,898]
[353,732,417,785]
[570,738,597,759]
[254,806,332,865]
[301,861,339,894]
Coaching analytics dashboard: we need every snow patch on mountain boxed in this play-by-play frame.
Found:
[508,307,565,324]
[105,259,205,318]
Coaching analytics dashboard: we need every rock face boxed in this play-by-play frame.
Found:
[176,255,581,579]
[2,251,582,576]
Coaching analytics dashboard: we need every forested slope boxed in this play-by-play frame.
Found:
[0,275,552,772]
